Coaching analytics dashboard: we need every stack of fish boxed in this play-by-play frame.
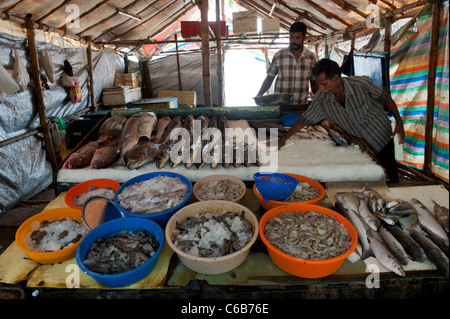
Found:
[63,113,266,170]
[296,120,350,147]
[335,188,449,278]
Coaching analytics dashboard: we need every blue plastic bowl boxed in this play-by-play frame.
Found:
[76,217,164,288]
[280,113,299,126]
[254,172,299,201]
[114,172,193,227]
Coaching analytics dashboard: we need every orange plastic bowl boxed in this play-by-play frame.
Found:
[253,174,325,211]
[65,179,121,209]
[15,208,88,264]
[259,203,358,278]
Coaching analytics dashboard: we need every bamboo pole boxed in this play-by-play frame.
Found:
[87,36,96,112]
[424,0,441,175]
[175,34,183,91]
[24,14,58,171]
[200,0,212,107]
[215,0,223,107]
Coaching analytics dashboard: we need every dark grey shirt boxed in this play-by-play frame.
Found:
[298,76,392,152]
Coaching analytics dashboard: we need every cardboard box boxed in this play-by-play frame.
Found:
[157,90,197,108]
[232,11,258,34]
[114,73,138,88]
[102,87,142,106]
[262,18,280,33]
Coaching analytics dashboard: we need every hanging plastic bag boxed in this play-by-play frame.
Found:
[12,48,30,92]
[0,63,20,103]
[41,49,55,83]
[69,77,82,104]
[61,59,75,87]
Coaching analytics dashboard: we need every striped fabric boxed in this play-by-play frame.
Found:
[389,2,449,182]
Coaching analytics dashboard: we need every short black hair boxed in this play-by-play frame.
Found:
[311,59,341,80]
[290,22,307,36]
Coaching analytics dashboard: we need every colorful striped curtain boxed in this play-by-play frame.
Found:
[390,2,449,182]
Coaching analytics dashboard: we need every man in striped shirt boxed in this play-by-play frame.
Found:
[257,22,318,104]
[279,59,405,182]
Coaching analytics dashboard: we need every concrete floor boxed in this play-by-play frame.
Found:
[0,186,56,255]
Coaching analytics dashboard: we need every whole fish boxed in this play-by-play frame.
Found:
[152,116,171,143]
[336,192,360,214]
[186,115,209,168]
[434,203,449,233]
[409,229,449,279]
[335,202,373,260]
[326,127,348,145]
[198,116,220,169]
[160,116,183,144]
[97,114,127,144]
[124,136,160,170]
[385,223,427,262]
[155,141,173,169]
[119,112,157,159]
[379,224,410,265]
[63,141,99,169]
[90,145,121,169]
[361,187,385,213]
[411,198,448,247]
[355,193,380,231]
[375,200,417,225]
[368,232,406,277]
[172,115,194,168]
[218,116,231,168]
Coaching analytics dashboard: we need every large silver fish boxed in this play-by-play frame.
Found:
[409,229,449,279]
[379,224,410,265]
[411,198,448,247]
[361,187,385,214]
[336,192,361,214]
[355,193,380,231]
[368,232,406,277]
[335,202,373,260]
[434,203,449,233]
[384,223,426,262]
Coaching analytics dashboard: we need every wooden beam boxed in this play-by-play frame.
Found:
[36,0,73,23]
[24,14,58,171]
[58,0,110,29]
[199,0,212,107]
[87,36,96,112]
[175,34,182,91]
[424,0,442,175]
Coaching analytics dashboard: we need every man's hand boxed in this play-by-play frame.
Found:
[391,122,406,144]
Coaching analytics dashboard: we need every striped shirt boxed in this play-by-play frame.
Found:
[267,47,317,104]
[298,76,392,153]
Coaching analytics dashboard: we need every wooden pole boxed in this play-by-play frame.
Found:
[200,0,212,107]
[424,0,441,175]
[87,36,97,112]
[24,14,58,171]
[215,0,223,107]
[175,34,183,91]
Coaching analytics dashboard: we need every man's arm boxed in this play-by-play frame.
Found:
[384,95,405,144]
[257,75,275,96]
[277,120,305,150]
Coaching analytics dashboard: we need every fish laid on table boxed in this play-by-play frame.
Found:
[96,114,127,144]
[90,144,121,169]
[368,231,406,277]
[379,224,410,265]
[384,223,427,262]
[198,116,221,169]
[409,229,449,279]
[335,202,373,260]
[156,116,184,169]
[354,193,380,231]
[171,115,194,168]
[410,198,449,247]
[218,116,231,168]
[63,141,99,169]
[152,116,172,144]
[119,112,157,160]
[123,137,161,170]
[160,116,183,145]
[434,203,449,233]
[185,115,209,169]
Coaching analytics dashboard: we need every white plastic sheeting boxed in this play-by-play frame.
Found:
[0,28,124,214]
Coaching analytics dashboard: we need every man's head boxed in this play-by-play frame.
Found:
[289,22,307,51]
[311,59,342,95]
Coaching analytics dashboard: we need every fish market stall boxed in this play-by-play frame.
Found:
[0,178,448,299]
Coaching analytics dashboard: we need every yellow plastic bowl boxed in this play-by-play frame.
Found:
[15,208,87,264]
[259,203,358,278]
[253,173,325,211]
